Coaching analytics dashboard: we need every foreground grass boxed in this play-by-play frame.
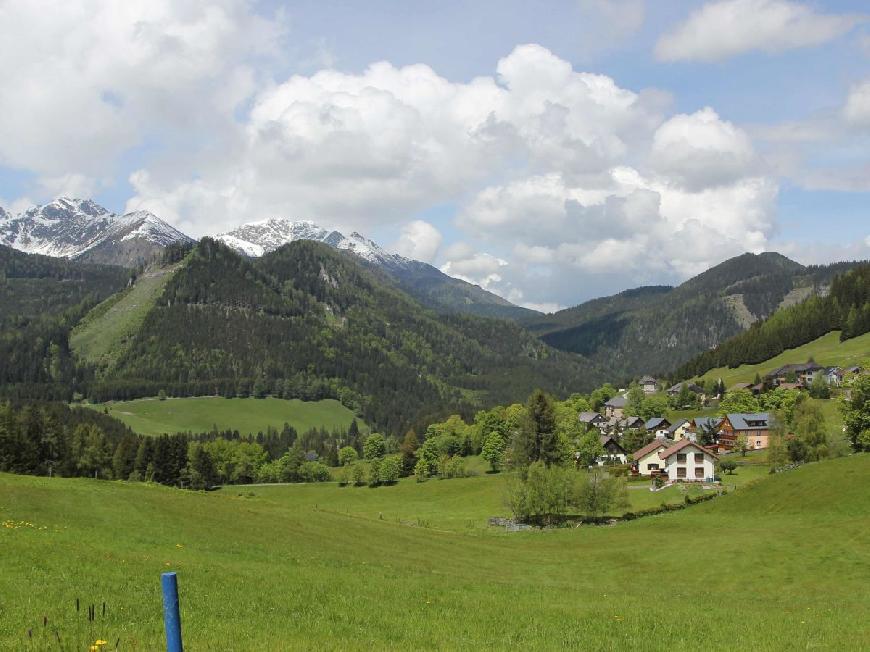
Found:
[1,456,868,650]
[694,330,869,388]
[80,396,367,437]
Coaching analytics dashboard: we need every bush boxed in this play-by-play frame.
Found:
[350,461,366,486]
[378,455,401,485]
[338,446,359,467]
[363,434,386,461]
[719,459,737,475]
[367,459,382,486]
[506,462,574,525]
[299,461,330,483]
[438,455,467,479]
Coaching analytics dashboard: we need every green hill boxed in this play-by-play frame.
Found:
[694,330,870,388]
[523,253,864,379]
[1,455,868,649]
[91,239,603,432]
[82,396,368,437]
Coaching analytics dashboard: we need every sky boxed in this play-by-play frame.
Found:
[0,0,868,311]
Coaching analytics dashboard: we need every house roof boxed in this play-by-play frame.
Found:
[632,438,672,460]
[766,362,823,377]
[639,375,657,384]
[726,412,771,431]
[644,417,670,430]
[667,382,704,394]
[600,435,626,453]
[579,411,604,423]
[621,416,644,428]
[658,439,719,460]
[692,416,723,430]
[730,382,752,391]
[667,419,689,434]
[777,382,803,391]
[825,367,842,375]
[605,395,627,408]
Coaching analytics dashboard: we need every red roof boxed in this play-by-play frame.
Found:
[632,438,672,460]
[658,439,719,460]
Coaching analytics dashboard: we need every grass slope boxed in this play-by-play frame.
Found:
[81,396,367,436]
[695,330,869,388]
[2,456,868,649]
[70,265,179,368]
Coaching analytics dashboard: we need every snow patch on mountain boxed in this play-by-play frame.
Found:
[0,198,192,260]
[216,218,412,270]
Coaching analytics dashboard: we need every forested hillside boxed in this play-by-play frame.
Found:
[674,264,870,379]
[0,245,131,398]
[524,252,865,378]
[81,239,602,432]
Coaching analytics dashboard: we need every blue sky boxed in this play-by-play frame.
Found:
[0,0,868,309]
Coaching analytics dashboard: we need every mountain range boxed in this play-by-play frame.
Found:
[0,198,532,320]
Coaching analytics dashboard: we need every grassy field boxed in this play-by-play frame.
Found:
[2,455,868,650]
[81,397,368,436]
[694,330,869,388]
[70,265,179,368]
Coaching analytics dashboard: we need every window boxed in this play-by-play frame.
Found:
[695,467,704,479]
[756,440,762,448]
[648,463,659,471]
[677,467,687,478]
[677,453,687,463]
[693,453,704,463]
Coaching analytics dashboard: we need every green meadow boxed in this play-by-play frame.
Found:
[81,396,367,436]
[2,455,868,650]
[694,330,869,388]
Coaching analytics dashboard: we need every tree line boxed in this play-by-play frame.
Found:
[0,401,365,489]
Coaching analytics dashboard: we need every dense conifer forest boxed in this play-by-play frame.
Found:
[674,264,870,379]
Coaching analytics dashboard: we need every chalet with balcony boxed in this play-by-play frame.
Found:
[719,412,772,450]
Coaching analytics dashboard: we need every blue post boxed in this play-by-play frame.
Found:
[161,572,184,652]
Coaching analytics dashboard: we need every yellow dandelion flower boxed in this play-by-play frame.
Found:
[95,639,108,645]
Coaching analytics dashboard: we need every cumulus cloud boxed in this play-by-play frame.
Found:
[649,108,757,190]
[656,0,864,62]
[440,252,509,291]
[392,220,442,263]
[0,0,285,192]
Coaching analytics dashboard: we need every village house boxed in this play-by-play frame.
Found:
[824,367,843,386]
[719,412,772,450]
[604,395,627,418]
[597,435,627,466]
[620,416,645,430]
[639,375,658,395]
[658,440,718,482]
[766,362,824,387]
[644,417,671,437]
[666,382,705,398]
[667,418,692,441]
[689,416,723,443]
[631,438,673,476]
[579,411,607,430]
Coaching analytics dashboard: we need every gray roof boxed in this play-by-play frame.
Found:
[579,411,604,423]
[693,416,723,431]
[726,412,771,431]
[667,419,689,434]
[766,362,824,377]
[644,417,670,430]
[639,375,657,384]
[605,395,627,408]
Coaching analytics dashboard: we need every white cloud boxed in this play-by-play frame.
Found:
[392,220,442,263]
[656,0,864,62]
[0,0,285,190]
[650,108,757,190]
[440,252,509,291]
[843,79,870,127]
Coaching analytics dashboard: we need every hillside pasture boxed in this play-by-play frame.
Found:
[694,330,869,388]
[1,456,868,649]
[81,396,367,437]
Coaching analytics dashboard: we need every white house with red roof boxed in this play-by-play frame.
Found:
[658,440,718,482]
[631,438,672,476]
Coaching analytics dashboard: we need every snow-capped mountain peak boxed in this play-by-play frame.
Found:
[215,217,411,270]
[0,199,193,264]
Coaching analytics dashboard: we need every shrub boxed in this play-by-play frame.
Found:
[350,461,366,486]
[378,455,401,485]
[719,459,737,475]
[299,461,330,483]
[363,434,386,461]
[367,459,382,486]
[439,455,466,479]
[338,446,359,467]
[506,461,574,525]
